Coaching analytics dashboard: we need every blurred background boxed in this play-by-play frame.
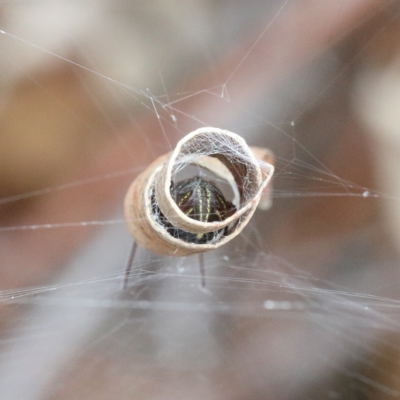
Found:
[0,0,400,399]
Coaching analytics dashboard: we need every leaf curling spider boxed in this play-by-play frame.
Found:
[123,175,236,288]
[123,127,274,291]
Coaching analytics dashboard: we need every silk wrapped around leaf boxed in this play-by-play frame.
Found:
[124,127,274,256]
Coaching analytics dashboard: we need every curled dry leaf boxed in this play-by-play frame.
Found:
[124,127,274,256]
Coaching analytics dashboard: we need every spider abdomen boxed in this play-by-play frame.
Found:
[168,176,235,244]
[175,177,231,223]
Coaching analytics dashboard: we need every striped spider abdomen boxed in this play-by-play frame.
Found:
[168,176,236,244]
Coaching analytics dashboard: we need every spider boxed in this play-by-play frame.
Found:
[165,176,236,244]
[123,176,236,288]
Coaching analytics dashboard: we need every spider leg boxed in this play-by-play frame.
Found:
[199,252,205,287]
[123,240,138,290]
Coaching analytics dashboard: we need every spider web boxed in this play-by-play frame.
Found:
[0,1,399,399]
